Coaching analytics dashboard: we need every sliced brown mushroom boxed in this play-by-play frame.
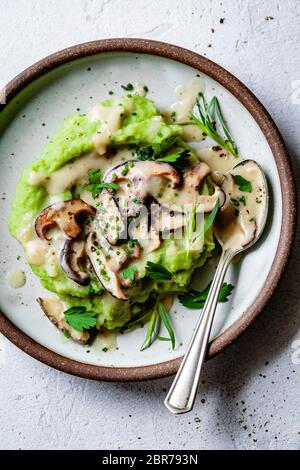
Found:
[85,232,128,300]
[37,297,90,344]
[104,160,180,217]
[35,199,96,241]
[150,203,186,237]
[94,190,126,245]
[183,162,212,191]
[60,238,90,286]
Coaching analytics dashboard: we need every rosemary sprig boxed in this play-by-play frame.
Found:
[189,93,238,157]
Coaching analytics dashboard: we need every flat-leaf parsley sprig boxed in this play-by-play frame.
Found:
[64,306,97,331]
[179,282,234,309]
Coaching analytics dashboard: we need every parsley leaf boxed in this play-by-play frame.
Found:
[121,83,134,91]
[135,136,179,162]
[152,136,179,155]
[145,261,173,280]
[88,168,101,184]
[85,182,119,198]
[122,265,137,282]
[178,282,234,309]
[64,306,97,332]
[85,167,119,198]
[135,146,154,161]
[234,175,252,192]
[158,149,191,171]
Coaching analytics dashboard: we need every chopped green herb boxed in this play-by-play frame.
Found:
[63,330,71,339]
[135,146,154,161]
[239,195,246,206]
[85,181,119,198]
[132,197,141,204]
[179,282,234,309]
[124,246,133,257]
[102,347,108,352]
[234,175,252,192]
[121,83,134,91]
[64,306,97,332]
[129,239,140,247]
[122,265,137,282]
[88,168,101,184]
[256,197,262,204]
[145,261,173,280]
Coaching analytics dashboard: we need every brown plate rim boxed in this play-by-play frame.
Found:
[0,38,297,381]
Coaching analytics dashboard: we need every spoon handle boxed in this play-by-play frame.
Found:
[164,249,232,414]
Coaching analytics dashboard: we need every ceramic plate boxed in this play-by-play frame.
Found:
[0,39,296,381]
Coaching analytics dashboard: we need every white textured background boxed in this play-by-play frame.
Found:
[0,0,300,450]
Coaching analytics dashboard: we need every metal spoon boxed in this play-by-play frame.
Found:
[164,160,268,414]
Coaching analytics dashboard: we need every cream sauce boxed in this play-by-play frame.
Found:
[198,146,241,184]
[134,82,148,97]
[6,269,26,288]
[168,77,205,142]
[94,330,117,352]
[215,160,267,250]
[90,102,124,155]
[170,77,204,122]
[29,152,103,195]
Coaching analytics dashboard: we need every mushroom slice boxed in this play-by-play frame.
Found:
[104,160,180,217]
[85,232,128,301]
[60,238,90,286]
[104,160,180,187]
[183,162,211,191]
[35,199,96,241]
[150,203,186,237]
[196,186,226,213]
[128,209,161,253]
[94,190,125,245]
[37,297,90,344]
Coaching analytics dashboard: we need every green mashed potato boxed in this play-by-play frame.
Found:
[8,93,215,332]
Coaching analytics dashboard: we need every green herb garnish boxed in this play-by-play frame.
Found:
[179,282,234,309]
[145,262,173,280]
[158,149,191,171]
[129,239,140,247]
[122,265,137,282]
[85,168,119,197]
[121,83,134,91]
[135,146,154,161]
[189,93,238,157]
[204,199,220,233]
[234,175,252,192]
[64,306,97,332]
[141,301,175,351]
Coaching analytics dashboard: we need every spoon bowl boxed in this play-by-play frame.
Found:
[165,159,269,414]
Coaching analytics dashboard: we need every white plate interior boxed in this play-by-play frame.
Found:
[0,52,281,368]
